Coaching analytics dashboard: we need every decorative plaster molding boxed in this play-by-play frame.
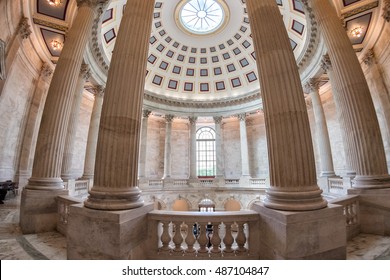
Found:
[362,49,376,66]
[320,54,332,73]
[164,114,175,123]
[305,77,321,92]
[383,0,390,22]
[143,109,152,118]
[19,17,32,40]
[0,39,5,80]
[341,1,379,18]
[32,16,68,33]
[80,63,91,80]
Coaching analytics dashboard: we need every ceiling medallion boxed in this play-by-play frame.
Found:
[47,0,63,7]
[350,26,363,38]
[175,0,230,35]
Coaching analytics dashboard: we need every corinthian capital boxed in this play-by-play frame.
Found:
[18,17,32,40]
[321,54,332,73]
[93,85,105,98]
[362,49,375,66]
[80,63,91,80]
[164,114,174,123]
[305,78,321,93]
[383,0,390,22]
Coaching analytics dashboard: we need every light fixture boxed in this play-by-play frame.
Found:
[51,40,63,51]
[47,0,63,7]
[351,26,363,38]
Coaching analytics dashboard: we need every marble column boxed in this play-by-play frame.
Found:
[81,85,104,181]
[84,0,155,210]
[237,114,251,186]
[246,0,327,210]
[309,0,390,189]
[189,116,198,181]
[61,64,91,181]
[0,17,32,96]
[214,116,224,179]
[138,109,151,179]
[306,78,336,178]
[362,50,390,161]
[20,0,106,233]
[162,115,174,180]
[17,64,53,189]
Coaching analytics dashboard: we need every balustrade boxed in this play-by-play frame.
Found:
[250,178,267,188]
[329,195,360,240]
[327,178,345,194]
[56,195,83,236]
[147,210,259,259]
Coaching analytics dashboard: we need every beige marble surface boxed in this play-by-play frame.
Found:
[1,195,389,260]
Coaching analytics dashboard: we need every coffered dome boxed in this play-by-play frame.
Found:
[98,0,311,115]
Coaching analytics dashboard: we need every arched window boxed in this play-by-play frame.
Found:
[196,127,216,177]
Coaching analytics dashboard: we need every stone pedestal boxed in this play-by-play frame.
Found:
[253,203,346,259]
[20,188,68,234]
[67,203,154,259]
[348,188,390,235]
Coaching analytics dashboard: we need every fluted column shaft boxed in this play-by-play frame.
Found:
[214,116,224,178]
[310,0,389,188]
[163,115,174,179]
[61,64,90,180]
[362,50,390,151]
[26,1,103,190]
[189,117,198,179]
[307,78,336,177]
[84,0,155,210]
[246,0,326,210]
[138,109,151,178]
[238,114,250,178]
[81,86,104,180]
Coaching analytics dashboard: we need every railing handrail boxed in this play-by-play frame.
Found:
[329,195,359,205]
[149,210,259,223]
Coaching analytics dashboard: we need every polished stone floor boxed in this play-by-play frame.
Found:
[1,194,390,260]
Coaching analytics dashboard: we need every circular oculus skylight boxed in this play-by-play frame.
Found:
[178,0,228,35]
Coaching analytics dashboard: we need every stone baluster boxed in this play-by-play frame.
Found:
[306,78,336,179]
[81,85,104,181]
[188,117,198,181]
[197,222,209,254]
[246,0,327,210]
[160,221,171,253]
[185,223,196,254]
[61,63,91,181]
[223,222,234,254]
[84,0,155,210]
[235,222,247,255]
[20,0,108,233]
[308,0,390,189]
[172,221,184,255]
[138,109,152,179]
[210,222,221,254]
[163,115,174,179]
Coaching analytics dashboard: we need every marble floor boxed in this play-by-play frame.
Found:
[1,194,390,260]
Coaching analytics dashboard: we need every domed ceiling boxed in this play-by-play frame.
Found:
[100,0,308,104]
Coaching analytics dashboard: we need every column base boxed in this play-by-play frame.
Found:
[252,202,346,259]
[20,188,68,234]
[67,203,154,259]
[26,177,64,190]
[352,175,390,189]
[347,188,390,235]
[84,186,144,210]
[264,186,327,211]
